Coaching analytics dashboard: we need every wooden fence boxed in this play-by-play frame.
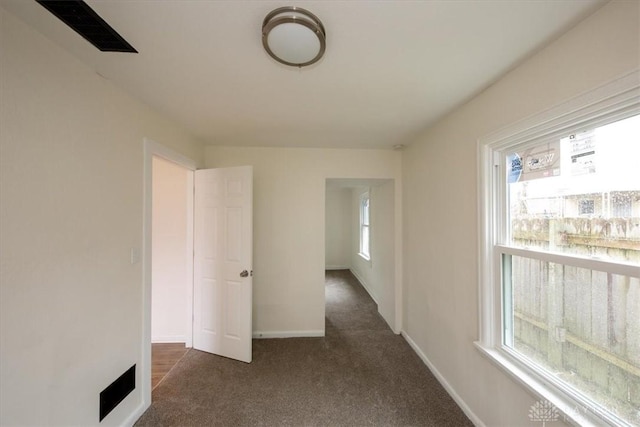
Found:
[511,217,639,421]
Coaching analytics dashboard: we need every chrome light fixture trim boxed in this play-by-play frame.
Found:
[262,6,326,68]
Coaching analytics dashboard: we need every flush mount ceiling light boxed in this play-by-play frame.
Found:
[262,6,326,68]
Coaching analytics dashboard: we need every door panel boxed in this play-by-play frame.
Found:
[193,166,252,363]
[226,207,242,262]
[224,280,241,339]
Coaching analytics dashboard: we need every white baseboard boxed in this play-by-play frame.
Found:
[253,330,325,339]
[325,265,349,270]
[122,401,148,427]
[401,331,485,427]
[350,268,378,304]
[151,335,186,343]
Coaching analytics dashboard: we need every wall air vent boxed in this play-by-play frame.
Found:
[99,364,136,422]
[36,0,138,53]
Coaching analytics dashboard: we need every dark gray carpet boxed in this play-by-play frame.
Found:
[135,270,472,426]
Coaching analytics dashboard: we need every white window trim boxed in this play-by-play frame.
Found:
[476,70,640,427]
[359,192,371,261]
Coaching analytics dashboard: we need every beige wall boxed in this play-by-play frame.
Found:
[151,157,190,343]
[0,8,204,426]
[401,1,639,425]
[325,187,352,269]
[371,182,396,329]
[205,147,401,336]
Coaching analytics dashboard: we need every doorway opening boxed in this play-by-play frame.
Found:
[324,178,397,332]
[150,155,193,390]
[142,141,254,410]
[142,139,196,407]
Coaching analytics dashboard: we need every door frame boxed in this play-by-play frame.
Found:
[142,138,196,409]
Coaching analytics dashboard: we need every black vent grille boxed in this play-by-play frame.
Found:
[36,0,137,53]
[99,364,136,422]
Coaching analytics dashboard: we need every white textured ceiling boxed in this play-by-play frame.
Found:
[2,0,605,149]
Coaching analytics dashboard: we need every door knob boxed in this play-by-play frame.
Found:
[240,270,249,278]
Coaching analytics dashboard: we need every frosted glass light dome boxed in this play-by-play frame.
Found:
[262,7,326,67]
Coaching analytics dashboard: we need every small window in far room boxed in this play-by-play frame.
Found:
[360,193,370,260]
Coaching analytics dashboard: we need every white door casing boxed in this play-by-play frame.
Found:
[193,166,253,363]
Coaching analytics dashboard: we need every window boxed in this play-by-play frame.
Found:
[578,199,595,215]
[359,193,370,260]
[478,73,640,427]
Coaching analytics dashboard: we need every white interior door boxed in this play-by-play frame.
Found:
[193,166,253,363]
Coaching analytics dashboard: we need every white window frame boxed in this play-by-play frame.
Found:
[476,71,640,427]
[359,192,371,260]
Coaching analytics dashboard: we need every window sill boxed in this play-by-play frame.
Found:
[473,341,626,427]
[358,253,371,263]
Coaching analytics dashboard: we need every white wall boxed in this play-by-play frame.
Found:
[205,147,401,337]
[151,157,189,343]
[401,1,639,426]
[0,7,204,426]
[350,184,396,329]
[324,187,352,269]
[370,182,395,329]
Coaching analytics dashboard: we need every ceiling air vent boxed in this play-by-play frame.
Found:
[36,0,138,53]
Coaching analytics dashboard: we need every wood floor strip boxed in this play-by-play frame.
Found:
[151,343,189,390]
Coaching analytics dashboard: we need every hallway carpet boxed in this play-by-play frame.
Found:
[135,270,472,426]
